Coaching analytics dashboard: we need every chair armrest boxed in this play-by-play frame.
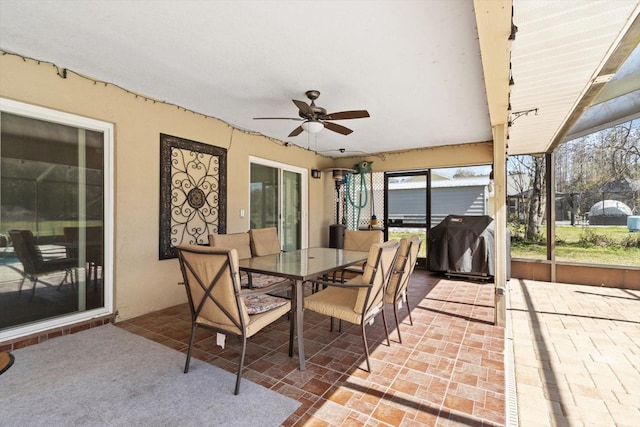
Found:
[239,279,292,296]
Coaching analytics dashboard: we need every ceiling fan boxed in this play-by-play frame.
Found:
[254,90,370,137]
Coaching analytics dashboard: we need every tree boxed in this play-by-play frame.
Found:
[453,168,479,178]
[507,155,545,240]
[555,119,640,216]
[526,156,545,239]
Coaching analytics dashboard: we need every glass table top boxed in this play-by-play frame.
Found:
[238,247,368,281]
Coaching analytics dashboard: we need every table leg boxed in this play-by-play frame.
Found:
[295,279,306,370]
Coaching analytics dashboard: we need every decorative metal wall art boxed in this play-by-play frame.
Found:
[159,133,226,259]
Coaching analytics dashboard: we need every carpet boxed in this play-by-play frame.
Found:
[0,324,300,426]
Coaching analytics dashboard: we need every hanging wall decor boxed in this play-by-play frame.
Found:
[159,133,226,259]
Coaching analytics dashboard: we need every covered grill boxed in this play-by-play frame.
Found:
[427,215,502,279]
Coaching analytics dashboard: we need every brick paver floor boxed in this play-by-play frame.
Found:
[120,271,506,426]
[508,278,640,427]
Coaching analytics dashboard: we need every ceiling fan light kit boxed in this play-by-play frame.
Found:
[301,120,324,134]
[254,90,369,138]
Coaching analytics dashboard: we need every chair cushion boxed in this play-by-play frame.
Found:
[385,238,410,301]
[196,300,290,338]
[242,294,288,314]
[249,273,287,288]
[343,230,383,251]
[304,285,361,324]
[354,240,399,313]
[209,232,252,260]
[385,235,420,303]
[249,227,281,256]
[384,274,401,304]
[245,301,291,338]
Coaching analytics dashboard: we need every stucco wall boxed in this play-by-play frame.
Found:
[1,53,494,321]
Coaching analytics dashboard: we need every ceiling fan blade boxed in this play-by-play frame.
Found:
[292,99,314,117]
[288,126,304,137]
[323,110,370,120]
[253,117,303,120]
[324,121,353,135]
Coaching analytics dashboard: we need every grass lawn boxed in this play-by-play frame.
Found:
[511,225,640,267]
[392,225,640,267]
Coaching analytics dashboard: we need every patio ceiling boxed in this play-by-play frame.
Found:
[509,1,640,155]
[0,1,638,159]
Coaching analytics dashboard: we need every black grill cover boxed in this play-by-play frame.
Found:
[427,215,495,276]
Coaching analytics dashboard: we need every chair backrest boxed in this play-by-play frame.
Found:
[64,226,103,264]
[248,227,281,257]
[63,227,79,260]
[385,235,421,302]
[8,230,42,274]
[209,232,253,260]
[176,245,249,335]
[354,239,399,315]
[343,229,383,252]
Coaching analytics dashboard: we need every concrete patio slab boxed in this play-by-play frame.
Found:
[508,278,640,427]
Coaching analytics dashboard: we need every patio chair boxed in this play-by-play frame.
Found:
[8,229,75,300]
[304,239,400,372]
[209,232,288,289]
[176,244,293,395]
[0,232,11,258]
[384,235,421,343]
[335,229,383,282]
[248,227,281,257]
[63,226,103,290]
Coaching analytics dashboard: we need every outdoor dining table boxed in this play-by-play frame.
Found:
[238,247,369,370]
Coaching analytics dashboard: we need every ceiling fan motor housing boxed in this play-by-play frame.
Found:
[305,90,321,100]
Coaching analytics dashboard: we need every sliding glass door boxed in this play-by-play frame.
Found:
[0,98,113,340]
[249,157,306,251]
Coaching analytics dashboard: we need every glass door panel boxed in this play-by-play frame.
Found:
[250,163,279,229]
[282,170,301,251]
[0,110,106,333]
[385,171,429,267]
[430,166,493,225]
[249,159,306,251]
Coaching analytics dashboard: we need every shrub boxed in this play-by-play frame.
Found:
[620,233,640,248]
[578,227,615,247]
[508,222,527,243]
[509,225,545,244]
